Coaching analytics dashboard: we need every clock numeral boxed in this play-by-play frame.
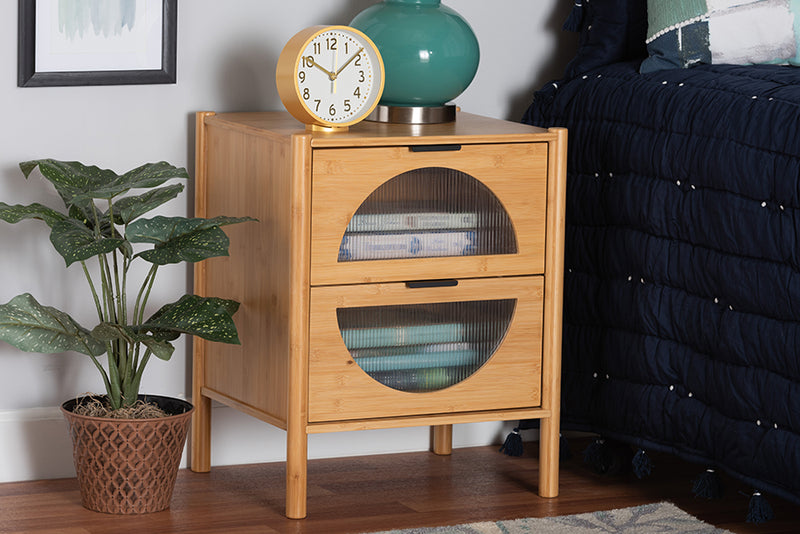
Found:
[326,37,337,51]
[313,42,321,54]
[302,56,313,68]
[303,88,310,100]
[354,87,361,98]
[314,99,321,112]
[345,42,349,55]
[298,71,306,83]
[354,55,362,67]
[329,103,336,116]
[358,70,365,83]
[344,100,351,112]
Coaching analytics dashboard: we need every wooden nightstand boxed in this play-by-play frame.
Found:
[191,111,567,519]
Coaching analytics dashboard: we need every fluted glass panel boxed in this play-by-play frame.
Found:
[337,299,516,392]
[338,167,517,261]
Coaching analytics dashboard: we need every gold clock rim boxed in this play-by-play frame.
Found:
[276,25,385,128]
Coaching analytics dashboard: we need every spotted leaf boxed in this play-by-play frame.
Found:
[91,322,175,361]
[20,160,188,205]
[138,295,241,344]
[111,184,185,224]
[49,219,125,266]
[126,215,255,265]
[0,202,67,228]
[0,293,106,356]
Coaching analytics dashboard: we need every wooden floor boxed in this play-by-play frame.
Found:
[1,438,798,534]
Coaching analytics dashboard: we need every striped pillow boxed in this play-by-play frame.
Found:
[641,0,800,72]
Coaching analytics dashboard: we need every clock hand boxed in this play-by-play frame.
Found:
[335,48,364,76]
[306,56,336,80]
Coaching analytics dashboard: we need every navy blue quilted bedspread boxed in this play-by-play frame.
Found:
[525,61,800,503]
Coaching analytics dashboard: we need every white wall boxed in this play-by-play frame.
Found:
[0,0,576,482]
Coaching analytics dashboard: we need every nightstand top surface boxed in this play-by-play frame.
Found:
[202,110,555,147]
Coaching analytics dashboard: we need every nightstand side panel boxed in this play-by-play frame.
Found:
[198,120,311,426]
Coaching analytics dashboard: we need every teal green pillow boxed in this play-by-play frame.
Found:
[641,0,800,72]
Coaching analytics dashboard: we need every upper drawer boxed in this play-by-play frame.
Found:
[310,143,548,286]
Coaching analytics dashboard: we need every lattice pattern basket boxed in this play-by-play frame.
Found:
[61,395,193,514]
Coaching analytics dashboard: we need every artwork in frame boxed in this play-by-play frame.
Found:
[18,0,177,87]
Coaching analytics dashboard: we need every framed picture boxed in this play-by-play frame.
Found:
[18,0,177,87]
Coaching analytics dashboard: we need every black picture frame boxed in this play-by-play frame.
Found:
[17,0,177,87]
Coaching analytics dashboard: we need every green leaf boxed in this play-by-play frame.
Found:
[138,295,241,344]
[91,322,135,343]
[126,216,255,265]
[0,293,106,356]
[50,219,125,266]
[127,216,255,244]
[0,202,67,228]
[91,323,175,361]
[67,198,101,227]
[140,337,175,361]
[139,225,230,265]
[20,160,118,207]
[87,161,189,200]
[19,160,189,205]
[111,183,184,224]
[120,161,190,189]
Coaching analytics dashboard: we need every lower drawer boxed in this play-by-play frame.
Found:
[308,276,543,422]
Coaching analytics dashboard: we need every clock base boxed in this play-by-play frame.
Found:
[366,104,456,124]
[306,124,350,133]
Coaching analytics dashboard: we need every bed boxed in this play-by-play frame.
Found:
[522,0,800,517]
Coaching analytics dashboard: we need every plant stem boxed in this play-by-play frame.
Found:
[99,254,116,322]
[105,342,122,409]
[134,264,159,326]
[111,249,131,393]
[112,249,125,325]
[87,351,113,402]
[129,348,153,401]
[80,261,104,322]
[130,264,158,397]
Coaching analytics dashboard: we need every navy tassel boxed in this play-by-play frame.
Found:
[499,427,524,457]
[692,468,722,499]
[746,491,774,524]
[562,1,585,32]
[631,449,653,479]
[583,439,612,474]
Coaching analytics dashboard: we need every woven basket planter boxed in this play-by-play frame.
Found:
[61,395,193,514]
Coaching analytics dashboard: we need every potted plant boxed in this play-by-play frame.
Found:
[0,159,252,514]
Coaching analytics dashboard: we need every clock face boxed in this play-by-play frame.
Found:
[294,27,384,126]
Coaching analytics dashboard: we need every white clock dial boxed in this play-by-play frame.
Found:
[296,28,383,125]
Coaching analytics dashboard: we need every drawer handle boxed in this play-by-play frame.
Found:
[409,144,462,153]
[405,279,459,289]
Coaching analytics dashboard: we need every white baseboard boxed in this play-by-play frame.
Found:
[0,407,76,483]
[0,403,516,483]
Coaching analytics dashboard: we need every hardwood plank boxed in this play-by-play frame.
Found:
[1,439,798,533]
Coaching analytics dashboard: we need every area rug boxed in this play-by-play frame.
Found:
[368,502,733,533]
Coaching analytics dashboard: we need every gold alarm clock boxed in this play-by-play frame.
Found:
[276,25,385,130]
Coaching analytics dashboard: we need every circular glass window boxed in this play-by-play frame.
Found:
[337,299,516,392]
[338,167,517,262]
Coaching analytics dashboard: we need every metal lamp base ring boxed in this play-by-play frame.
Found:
[366,104,456,124]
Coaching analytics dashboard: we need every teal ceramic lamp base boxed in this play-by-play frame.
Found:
[351,0,479,124]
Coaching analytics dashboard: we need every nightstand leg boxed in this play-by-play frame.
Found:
[430,424,453,455]
[190,394,212,472]
[286,422,308,519]
[538,417,560,497]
